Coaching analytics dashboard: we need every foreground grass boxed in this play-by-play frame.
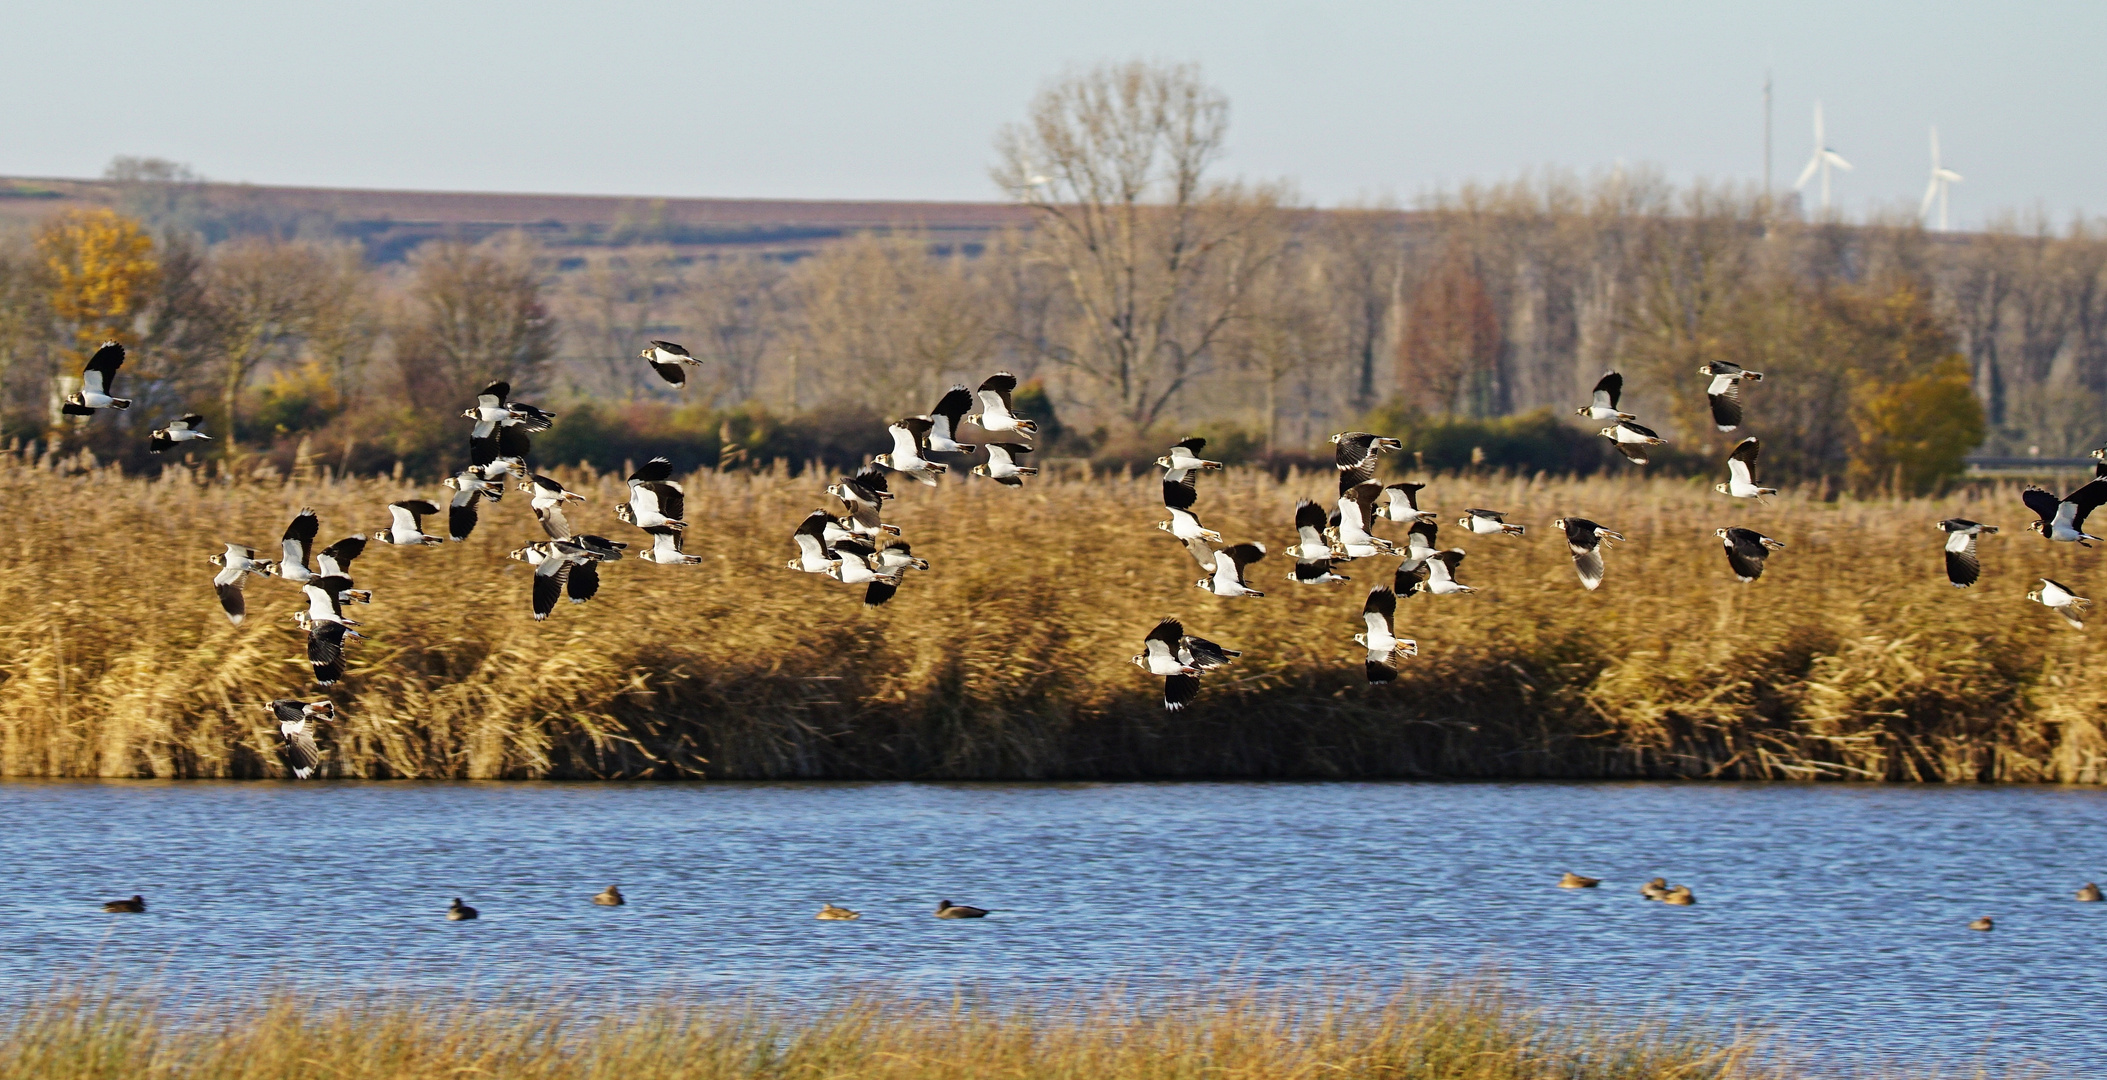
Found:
[0,982,1796,1080]
[0,448,2102,781]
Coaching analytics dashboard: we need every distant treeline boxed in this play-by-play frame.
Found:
[4,64,2105,488]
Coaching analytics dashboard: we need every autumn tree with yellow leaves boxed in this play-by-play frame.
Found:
[35,209,159,367]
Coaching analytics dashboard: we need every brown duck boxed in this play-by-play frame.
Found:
[1558,872,1600,889]
[101,895,146,913]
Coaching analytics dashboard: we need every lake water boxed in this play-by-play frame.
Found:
[0,779,2099,1073]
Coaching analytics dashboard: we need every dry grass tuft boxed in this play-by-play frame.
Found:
[0,448,2101,781]
[0,981,1795,1080]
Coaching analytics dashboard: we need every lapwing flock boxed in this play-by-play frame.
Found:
[38,337,2097,766]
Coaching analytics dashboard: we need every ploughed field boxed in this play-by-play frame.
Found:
[0,451,2101,781]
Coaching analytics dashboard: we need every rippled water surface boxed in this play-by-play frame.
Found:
[1,779,2100,1071]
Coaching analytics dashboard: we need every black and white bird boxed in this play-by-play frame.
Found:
[1157,438,1223,482]
[617,457,688,531]
[1395,520,1440,574]
[1599,420,1665,464]
[148,414,210,454]
[1159,476,1223,545]
[2029,578,2091,630]
[267,699,335,779]
[1423,549,1476,595]
[2093,445,2107,478]
[1551,517,1624,591]
[1196,542,1266,598]
[1935,519,1998,588]
[375,499,444,546]
[826,465,899,538]
[788,510,842,574]
[61,341,130,415]
[973,442,1037,487]
[1332,431,1403,487]
[272,508,320,585]
[509,538,620,619]
[441,465,502,541]
[1356,587,1418,683]
[637,527,702,565]
[521,473,586,541]
[1378,482,1437,525]
[873,536,930,575]
[297,576,361,684]
[641,340,705,386]
[1129,617,1240,711]
[208,544,275,625]
[1287,499,1350,584]
[316,535,366,582]
[924,385,978,454]
[874,418,948,485]
[2021,478,2107,546]
[1459,507,1525,537]
[968,372,1037,438]
[1716,437,1777,500]
[1717,527,1785,582]
[823,537,905,606]
[465,382,545,467]
[1574,371,1635,422]
[1700,361,1764,432]
[1332,481,1396,558]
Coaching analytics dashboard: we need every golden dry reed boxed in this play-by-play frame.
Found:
[0,981,1794,1080]
[0,447,2102,781]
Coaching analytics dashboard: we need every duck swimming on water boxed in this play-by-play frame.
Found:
[1557,872,1600,889]
[447,898,478,921]
[935,900,990,919]
[816,904,862,920]
[102,895,146,913]
[592,885,624,906]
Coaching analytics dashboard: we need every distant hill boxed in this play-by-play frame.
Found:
[0,175,1034,260]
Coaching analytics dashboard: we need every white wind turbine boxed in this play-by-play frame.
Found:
[1792,101,1853,213]
[1920,127,1964,231]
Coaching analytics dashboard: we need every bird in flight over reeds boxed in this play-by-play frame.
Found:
[1197,542,1267,598]
[618,458,690,531]
[974,442,1037,487]
[62,341,130,416]
[1332,481,1396,558]
[148,413,210,454]
[2028,578,2090,629]
[1599,420,1664,465]
[1700,360,1764,431]
[874,419,947,486]
[375,499,444,547]
[1553,517,1623,591]
[442,464,503,542]
[922,385,978,455]
[273,508,320,585]
[1716,438,1776,500]
[1935,519,1997,588]
[1158,437,1222,482]
[1356,586,1417,684]
[1459,508,1526,537]
[2021,478,2107,546]
[1717,527,1785,582]
[1575,371,1635,422]
[641,340,705,386]
[1332,431,1403,488]
[268,698,334,779]
[209,543,274,625]
[1287,499,1350,585]
[1131,617,1239,710]
[296,576,362,684]
[1379,481,1438,525]
[1423,549,1476,595]
[968,372,1037,439]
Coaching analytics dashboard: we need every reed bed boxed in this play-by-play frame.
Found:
[0,981,1798,1080]
[0,448,2101,781]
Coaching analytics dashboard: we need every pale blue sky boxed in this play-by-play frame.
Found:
[3,1,2099,225]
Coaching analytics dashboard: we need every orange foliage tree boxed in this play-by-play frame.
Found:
[1398,243,1500,416]
[35,209,159,365]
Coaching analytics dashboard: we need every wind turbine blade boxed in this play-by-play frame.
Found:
[1939,169,1964,183]
[1929,126,1940,166]
[1825,152,1854,172]
[1813,100,1824,142]
[1921,178,1939,220]
[1794,155,1822,189]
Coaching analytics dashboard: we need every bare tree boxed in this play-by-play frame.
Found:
[682,254,785,406]
[791,232,990,413]
[994,60,1291,432]
[205,238,335,451]
[396,237,557,406]
[1398,242,1502,416]
[560,246,680,398]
